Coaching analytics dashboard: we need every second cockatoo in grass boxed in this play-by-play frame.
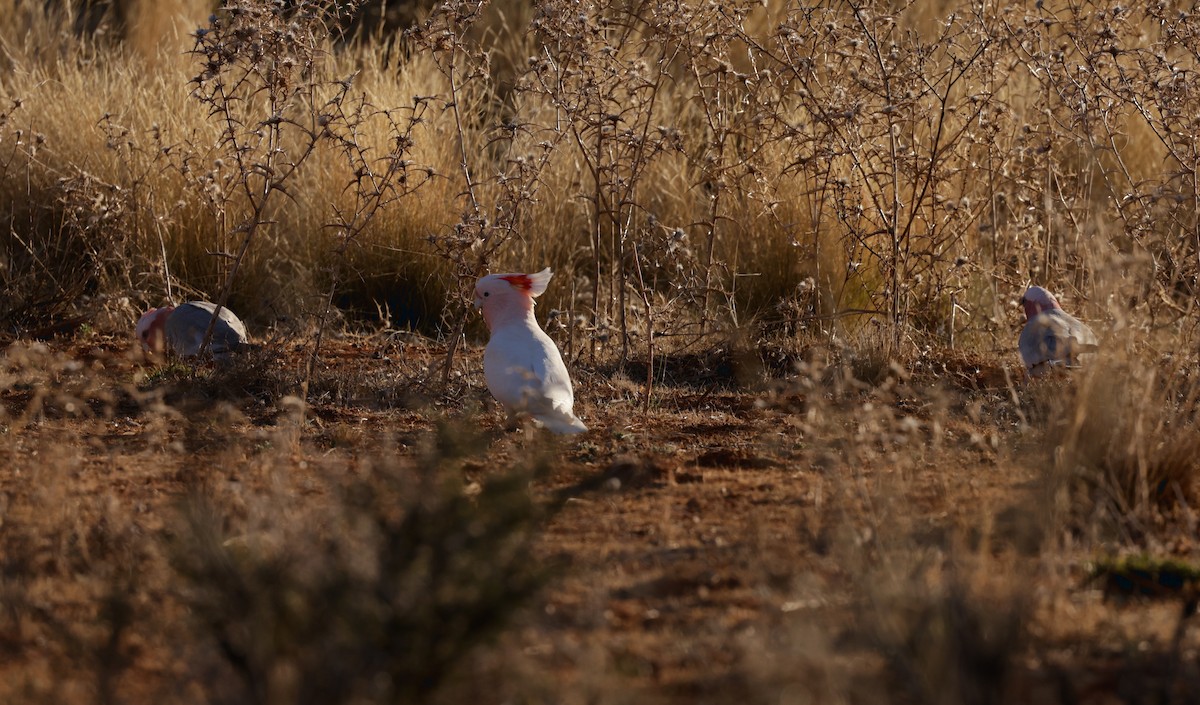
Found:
[1019,286,1098,376]
[474,268,588,434]
[136,301,250,359]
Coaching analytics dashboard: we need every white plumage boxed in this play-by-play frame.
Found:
[474,268,587,434]
[135,301,250,359]
[1018,286,1098,376]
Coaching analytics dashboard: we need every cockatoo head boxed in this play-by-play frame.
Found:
[1020,286,1061,320]
[135,306,175,352]
[474,268,553,331]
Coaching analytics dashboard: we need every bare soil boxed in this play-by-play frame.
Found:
[1,332,1198,704]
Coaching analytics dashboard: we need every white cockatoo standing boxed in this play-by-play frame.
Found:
[135,301,250,359]
[1018,286,1098,376]
[474,268,588,434]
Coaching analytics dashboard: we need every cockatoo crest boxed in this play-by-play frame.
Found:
[498,269,552,297]
[1020,286,1061,319]
[135,306,175,352]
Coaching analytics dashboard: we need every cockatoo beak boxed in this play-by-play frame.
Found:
[473,295,483,310]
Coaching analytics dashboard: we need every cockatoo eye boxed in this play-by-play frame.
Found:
[483,292,490,297]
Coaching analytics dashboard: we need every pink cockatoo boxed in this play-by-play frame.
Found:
[474,268,588,434]
[1018,286,1098,376]
[135,301,250,359]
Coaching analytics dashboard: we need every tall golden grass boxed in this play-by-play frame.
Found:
[0,0,1195,353]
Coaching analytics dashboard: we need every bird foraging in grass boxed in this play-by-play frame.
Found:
[474,268,588,434]
[136,301,250,359]
[1018,286,1098,376]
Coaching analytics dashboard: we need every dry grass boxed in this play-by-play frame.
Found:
[4,0,1197,348]
[5,0,1200,703]
[0,0,462,331]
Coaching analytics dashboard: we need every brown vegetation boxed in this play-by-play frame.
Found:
[5,0,1200,703]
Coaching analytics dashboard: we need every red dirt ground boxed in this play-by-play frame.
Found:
[2,332,1198,704]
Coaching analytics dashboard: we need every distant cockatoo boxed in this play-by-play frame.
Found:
[1018,286,1098,376]
[135,301,250,359]
[474,268,588,434]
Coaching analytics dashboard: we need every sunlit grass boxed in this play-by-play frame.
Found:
[5,1,1200,703]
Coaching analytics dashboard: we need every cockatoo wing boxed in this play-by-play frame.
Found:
[1019,309,1098,374]
[165,301,249,358]
[484,325,587,434]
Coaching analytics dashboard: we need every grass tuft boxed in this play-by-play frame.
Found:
[169,420,556,704]
[1052,357,1200,535]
